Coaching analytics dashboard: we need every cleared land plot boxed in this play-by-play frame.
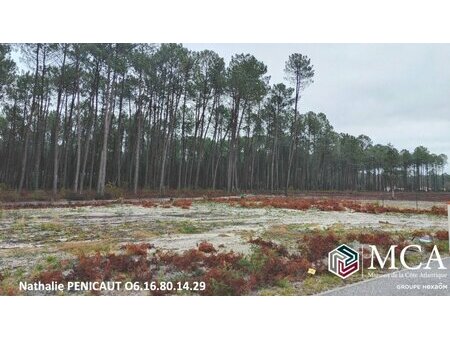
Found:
[0,198,448,295]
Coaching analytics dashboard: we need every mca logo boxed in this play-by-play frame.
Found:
[328,244,359,279]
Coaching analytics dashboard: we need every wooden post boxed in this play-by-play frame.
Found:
[448,202,450,253]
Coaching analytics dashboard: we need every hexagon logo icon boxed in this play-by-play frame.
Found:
[328,244,359,279]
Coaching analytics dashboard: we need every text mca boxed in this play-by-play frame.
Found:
[368,245,446,270]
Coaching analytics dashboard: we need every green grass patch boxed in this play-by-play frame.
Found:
[301,274,344,295]
[175,222,204,234]
[40,222,63,232]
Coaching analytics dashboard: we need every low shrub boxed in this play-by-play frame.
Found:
[356,232,394,247]
[198,241,217,253]
[35,270,64,284]
[249,238,289,256]
[212,196,446,216]
[158,249,206,272]
[430,206,447,216]
[120,243,154,256]
[300,232,339,263]
[32,238,315,295]
[172,199,193,209]
[435,230,449,241]
[0,285,19,296]
[105,183,124,199]
[141,200,157,208]
[202,268,248,296]
[204,252,242,268]
[245,238,310,285]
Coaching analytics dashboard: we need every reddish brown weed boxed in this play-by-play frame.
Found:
[34,270,64,284]
[198,241,217,253]
[435,230,449,241]
[172,199,193,209]
[120,243,154,256]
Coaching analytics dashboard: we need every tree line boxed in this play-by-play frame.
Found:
[0,43,447,197]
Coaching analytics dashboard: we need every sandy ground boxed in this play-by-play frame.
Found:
[0,201,447,273]
[358,199,446,209]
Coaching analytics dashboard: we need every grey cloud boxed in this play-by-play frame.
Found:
[186,43,450,167]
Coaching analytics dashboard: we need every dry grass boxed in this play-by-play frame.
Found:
[56,240,115,256]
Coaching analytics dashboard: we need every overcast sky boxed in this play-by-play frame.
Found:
[186,44,450,169]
